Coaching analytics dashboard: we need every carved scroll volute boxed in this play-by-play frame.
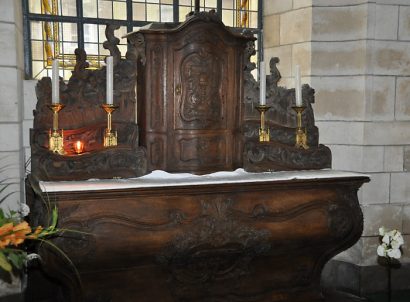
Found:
[103,24,121,64]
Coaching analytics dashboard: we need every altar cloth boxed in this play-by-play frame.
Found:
[39,169,368,193]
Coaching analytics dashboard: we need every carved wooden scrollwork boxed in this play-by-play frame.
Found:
[103,24,121,64]
[158,197,271,300]
[242,56,331,172]
[31,25,147,180]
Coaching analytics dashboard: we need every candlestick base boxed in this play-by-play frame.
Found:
[103,129,118,147]
[292,106,309,150]
[259,128,270,142]
[49,129,65,155]
[255,105,271,143]
[47,103,65,154]
[101,104,119,147]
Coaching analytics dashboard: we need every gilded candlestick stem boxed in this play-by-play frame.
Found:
[255,105,271,142]
[292,106,309,150]
[101,104,119,147]
[47,103,65,154]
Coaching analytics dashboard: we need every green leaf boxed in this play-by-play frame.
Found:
[7,251,27,270]
[50,206,58,230]
[0,251,12,272]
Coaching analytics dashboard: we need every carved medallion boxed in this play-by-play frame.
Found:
[158,197,271,300]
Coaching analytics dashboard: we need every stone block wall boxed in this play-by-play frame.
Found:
[265,0,410,295]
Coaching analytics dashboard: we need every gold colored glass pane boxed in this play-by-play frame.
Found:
[30,21,43,40]
[179,0,191,5]
[133,3,146,20]
[31,41,44,60]
[99,44,110,56]
[222,0,234,9]
[204,0,216,8]
[179,7,191,21]
[222,10,234,27]
[84,24,99,43]
[146,4,160,21]
[117,26,128,40]
[61,42,78,54]
[32,61,48,79]
[118,44,127,57]
[60,0,77,16]
[29,0,42,13]
[98,25,107,44]
[60,22,78,42]
[113,1,127,20]
[248,11,257,28]
[161,0,173,4]
[160,5,173,22]
[83,0,97,18]
[249,0,258,11]
[98,0,113,19]
[84,43,99,55]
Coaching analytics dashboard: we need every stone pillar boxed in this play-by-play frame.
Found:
[265,0,410,296]
[0,0,25,212]
[0,0,25,297]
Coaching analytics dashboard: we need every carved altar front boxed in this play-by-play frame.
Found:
[26,171,369,302]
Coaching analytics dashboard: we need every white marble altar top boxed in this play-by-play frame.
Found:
[39,169,369,193]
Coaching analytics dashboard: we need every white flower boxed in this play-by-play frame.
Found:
[391,239,403,250]
[392,232,404,245]
[387,248,401,259]
[377,227,404,260]
[377,244,387,257]
[20,203,30,217]
[382,234,390,245]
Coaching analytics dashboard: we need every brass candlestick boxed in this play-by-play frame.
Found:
[101,104,119,147]
[255,105,271,142]
[47,103,65,155]
[292,106,309,149]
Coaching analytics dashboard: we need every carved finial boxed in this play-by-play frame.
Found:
[73,48,89,76]
[126,33,146,65]
[244,41,256,72]
[269,57,281,87]
[103,24,121,64]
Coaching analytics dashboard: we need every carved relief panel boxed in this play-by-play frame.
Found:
[174,45,227,130]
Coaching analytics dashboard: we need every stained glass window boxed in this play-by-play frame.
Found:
[23,0,261,80]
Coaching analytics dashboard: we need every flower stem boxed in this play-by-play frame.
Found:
[388,258,391,302]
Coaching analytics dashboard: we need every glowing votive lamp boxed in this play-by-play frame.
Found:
[74,140,84,154]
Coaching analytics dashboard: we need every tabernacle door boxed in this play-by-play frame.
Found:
[135,12,252,174]
[168,22,238,173]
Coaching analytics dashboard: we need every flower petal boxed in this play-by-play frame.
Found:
[382,234,390,244]
[387,248,401,259]
[377,244,387,257]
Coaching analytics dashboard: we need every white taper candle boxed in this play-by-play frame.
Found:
[295,65,302,107]
[259,61,266,105]
[52,59,59,104]
[106,56,113,105]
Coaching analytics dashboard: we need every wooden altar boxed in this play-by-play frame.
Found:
[26,170,369,302]
[25,7,368,302]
